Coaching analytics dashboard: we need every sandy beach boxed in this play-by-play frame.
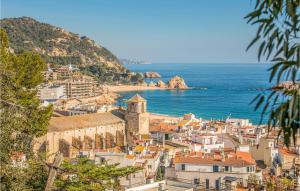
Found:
[149,113,181,122]
[106,85,168,92]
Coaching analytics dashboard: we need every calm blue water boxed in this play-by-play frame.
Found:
[117,63,272,124]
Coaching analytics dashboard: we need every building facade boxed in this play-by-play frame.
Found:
[62,79,97,99]
[35,112,126,161]
[166,151,262,190]
[125,94,150,145]
[38,85,65,101]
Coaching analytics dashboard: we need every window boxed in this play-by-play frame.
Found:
[224,166,229,172]
[181,164,185,171]
[206,179,209,189]
[213,165,219,172]
[247,166,251,172]
[194,178,200,185]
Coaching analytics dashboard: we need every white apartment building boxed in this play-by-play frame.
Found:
[226,118,251,127]
[166,151,262,190]
[38,85,65,101]
[191,133,224,153]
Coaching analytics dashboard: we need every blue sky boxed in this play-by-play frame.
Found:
[1,0,259,63]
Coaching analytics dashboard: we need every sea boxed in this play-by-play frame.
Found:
[117,63,272,125]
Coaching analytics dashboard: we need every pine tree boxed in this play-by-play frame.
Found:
[0,28,53,190]
[54,157,141,191]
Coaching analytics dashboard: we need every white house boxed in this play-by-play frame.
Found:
[166,151,262,190]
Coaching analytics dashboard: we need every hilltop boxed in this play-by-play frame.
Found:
[0,17,143,84]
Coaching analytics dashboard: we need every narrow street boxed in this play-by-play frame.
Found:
[217,133,239,148]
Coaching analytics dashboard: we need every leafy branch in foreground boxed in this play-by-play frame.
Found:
[245,0,300,146]
[54,157,142,191]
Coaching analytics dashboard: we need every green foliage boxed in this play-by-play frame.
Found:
[0,29,52,190]
[83,64,143,84]
[0,157,49,191]
[130,72,144,84]
[280,177,294,190]
[247,174,261,189]
[55,157,142,191]
[265,177,294,191]
[246,0,300,146]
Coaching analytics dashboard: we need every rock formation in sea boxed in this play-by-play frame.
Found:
[144,72,161,78]
[167,76,188,89]
[156,80,166,88]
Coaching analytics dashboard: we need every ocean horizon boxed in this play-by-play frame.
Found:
[117,63,272,124]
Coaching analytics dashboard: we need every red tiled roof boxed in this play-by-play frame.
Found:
[279,147,298,157]
[242,134,257,138]
[236,151,255,164]
[150,123,177,132]
[174,151,256,167]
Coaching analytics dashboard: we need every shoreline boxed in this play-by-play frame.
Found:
[149,112,182,122]
[105,85,190,93]
[106,85,183,93]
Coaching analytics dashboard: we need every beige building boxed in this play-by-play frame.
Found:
[38,85,65,101]
[62,78,98,99]
[278,148,300,170]
[35,112,126,161]
[35,94,151,161]
[249,137,278,167]
[125,94,150,145]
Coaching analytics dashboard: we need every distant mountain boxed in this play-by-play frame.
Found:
[0,17,143,84]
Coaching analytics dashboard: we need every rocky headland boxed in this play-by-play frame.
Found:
[107,75,189,92]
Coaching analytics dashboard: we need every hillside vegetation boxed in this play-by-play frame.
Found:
[0,17,143,84]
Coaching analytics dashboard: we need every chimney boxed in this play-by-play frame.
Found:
[221,149,225,162]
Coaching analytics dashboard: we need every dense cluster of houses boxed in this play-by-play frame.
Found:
[14,65,300,190]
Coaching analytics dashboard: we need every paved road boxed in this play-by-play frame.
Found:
[217,133,238,148]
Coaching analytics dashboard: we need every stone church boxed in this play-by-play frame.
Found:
[34,94,150,160]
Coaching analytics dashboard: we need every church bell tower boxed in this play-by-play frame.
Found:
[125,94,149,145]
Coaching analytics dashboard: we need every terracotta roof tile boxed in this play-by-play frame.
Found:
[48,112,124,132]
[126,94,146,103]
[150,123,177,132]
[174,151,256,167]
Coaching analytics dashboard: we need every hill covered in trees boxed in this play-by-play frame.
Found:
[0,17,143,84]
